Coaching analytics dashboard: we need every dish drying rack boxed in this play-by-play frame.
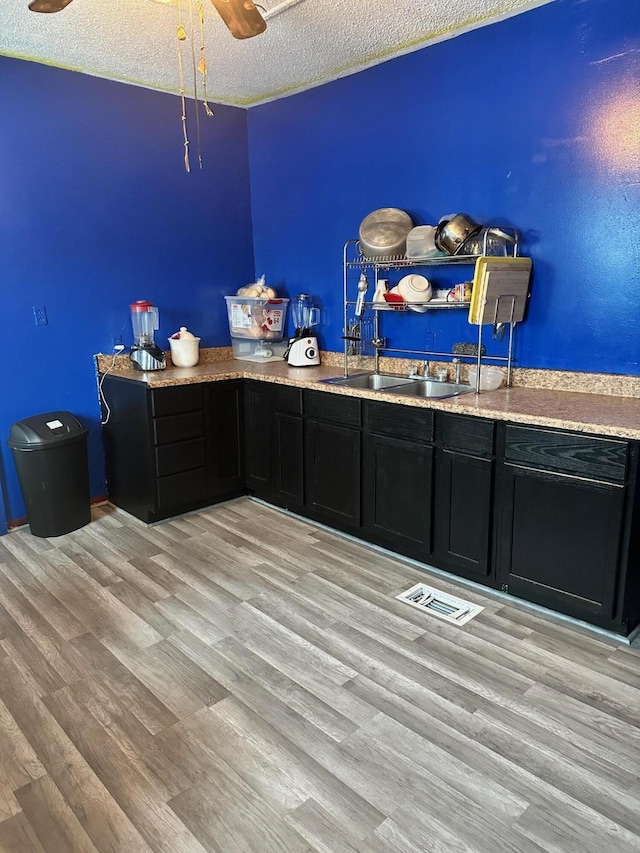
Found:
[341,232,531,391]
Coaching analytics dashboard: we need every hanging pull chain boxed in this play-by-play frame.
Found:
[187,0,203,169]
[176,1,190,172]
[198,0,215,117]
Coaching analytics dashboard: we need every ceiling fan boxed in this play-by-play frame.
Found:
[28,0,267,40]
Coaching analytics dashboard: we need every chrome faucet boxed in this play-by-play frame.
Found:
[453,358,462,384]
[408,361,430,380]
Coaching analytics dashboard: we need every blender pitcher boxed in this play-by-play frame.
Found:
[129,300,166,371]
[291,294,320,335]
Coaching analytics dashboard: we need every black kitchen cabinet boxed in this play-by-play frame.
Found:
[432,413,496,581]
[362,401,434,560]
[272,386,304,510]
[101,374,640,637]
[244,381,304,509]
[244,380,273,499]
[102,376,244,523]
[207,380,245,497]
[304,390,361,532]
[495,424,636,628]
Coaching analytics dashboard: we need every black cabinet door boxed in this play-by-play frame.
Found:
[305,419,361,530]
[273,411,304,509]
[433,449,494,579]
[432,412,495,581]
[243,381,273,498]
[102,376,156,522]
[496,463,625,622]
[207,380,245,497]
[362,432,433,559]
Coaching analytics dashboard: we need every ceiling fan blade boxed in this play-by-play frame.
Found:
[28,0,74,11]
[209,0,266,40]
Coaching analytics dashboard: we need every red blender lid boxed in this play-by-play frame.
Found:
[130,300,155,311]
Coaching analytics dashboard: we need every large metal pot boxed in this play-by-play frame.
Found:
[435,213,482,255]
[358,208,414,259]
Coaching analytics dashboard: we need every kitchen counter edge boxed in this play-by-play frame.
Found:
[98,359,640,441]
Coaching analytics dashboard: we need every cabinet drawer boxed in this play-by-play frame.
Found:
[437,413,495,456]
[504,425,628,484]
[151,384,203,417]
[273,385,303,415]
[365,401,434,443]
[156,467,208,509]
[153,411,204,445]
[305,390,361,426]
[155,438,206,477]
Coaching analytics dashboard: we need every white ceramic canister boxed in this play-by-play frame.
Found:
[168,327,201,367]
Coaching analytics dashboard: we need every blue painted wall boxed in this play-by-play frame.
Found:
[248,0,640,373]
[2,0,639,529]
[0,58,254,525]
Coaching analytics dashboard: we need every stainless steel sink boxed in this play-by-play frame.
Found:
[393,379,474,399]
[321,372,474,399]
[321,373,418,391]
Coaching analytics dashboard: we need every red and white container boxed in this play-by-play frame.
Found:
[224,296,289,341]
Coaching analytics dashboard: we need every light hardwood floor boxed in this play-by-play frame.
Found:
[0,498,639,852]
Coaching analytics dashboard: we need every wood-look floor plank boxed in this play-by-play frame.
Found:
[168,764,315,853]
[0,697,46,794]
[356,710,530,822]
[0,573,83,690]
[229,601,359,688]
[161,701,309,813]
[524,682,640,776]
[97,633,213,721]
[367,816,454,853]
[515,800,640,853]
[105,560,174,605]
[66,677,193,802]
[35,550,163,649]
[57,543,121,588]
[149,551,242,611]
[14,774,99,853]
[0,811,48,853]
[107,582,177,640]
[0,656,152,853]
[0,555,86,642]
[152,595,232,645]
[284,797,370,853]
[0,498,638,853]
[159,639,386,840]
[65,633,179,735]
[42,686,208,853]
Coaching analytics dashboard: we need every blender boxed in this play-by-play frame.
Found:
[285,294,320,366]
[129,300,166,371]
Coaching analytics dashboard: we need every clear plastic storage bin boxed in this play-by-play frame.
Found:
[224,296,289,341]
[231,339,288,362]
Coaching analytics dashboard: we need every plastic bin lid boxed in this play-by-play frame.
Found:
[7,411,88,449]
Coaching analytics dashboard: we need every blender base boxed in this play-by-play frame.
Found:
[130,345,166,371]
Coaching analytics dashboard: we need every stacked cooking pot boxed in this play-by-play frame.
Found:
[358,209,513,260]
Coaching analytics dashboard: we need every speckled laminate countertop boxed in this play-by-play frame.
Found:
[98,356,640,441]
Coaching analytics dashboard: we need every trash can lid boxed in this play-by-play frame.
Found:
[7,411,88,449]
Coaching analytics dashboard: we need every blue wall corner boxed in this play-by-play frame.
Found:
[0,58,255,523]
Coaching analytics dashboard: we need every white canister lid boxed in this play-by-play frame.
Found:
[171,326,200,341]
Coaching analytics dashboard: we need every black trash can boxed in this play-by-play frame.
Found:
[8,411,91,537]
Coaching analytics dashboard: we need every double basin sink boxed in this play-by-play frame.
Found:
[322,372,475,399]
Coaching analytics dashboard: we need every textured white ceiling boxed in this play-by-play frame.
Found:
[1,0,556,106]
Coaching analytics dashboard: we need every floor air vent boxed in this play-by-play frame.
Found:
[396,583,483,626]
